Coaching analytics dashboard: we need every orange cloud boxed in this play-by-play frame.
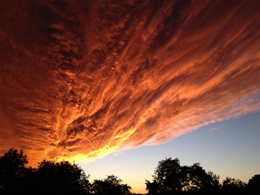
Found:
[0,0,260,165]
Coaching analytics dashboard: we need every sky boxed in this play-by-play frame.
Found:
[0,0,260,193]
[80,111,260,193]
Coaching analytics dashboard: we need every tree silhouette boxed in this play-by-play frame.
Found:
[1,149,259,195]
[185,163,220,193]
[152,157,183,194]
[221,177,246,195]
[91,175,131,195]
[247,174,260,195]
[0,148,33,194]
[35,160,90,195]
[146,157,221,195]
[145,180,159,195]
[92,179,108,195]
[121,184,132,195]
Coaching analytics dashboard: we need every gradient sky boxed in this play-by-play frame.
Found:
[79,111,260,193]
[0,0,260,193]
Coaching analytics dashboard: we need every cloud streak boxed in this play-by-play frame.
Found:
[0,0,260,165]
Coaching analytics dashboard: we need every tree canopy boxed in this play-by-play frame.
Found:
[92,175,131,195]
[0,149,259,195]
[0,149,29,194]
[36,160,90,195]
[145,157,258,195]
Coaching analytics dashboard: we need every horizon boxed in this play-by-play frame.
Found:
[2,111,259,194]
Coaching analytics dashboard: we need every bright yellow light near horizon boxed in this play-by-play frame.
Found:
[52,128,137,164]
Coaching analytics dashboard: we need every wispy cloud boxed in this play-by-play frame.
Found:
[208,127,221,132]
[0,0,260,165]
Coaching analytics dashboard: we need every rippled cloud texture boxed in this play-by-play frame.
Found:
[1,0,260,165]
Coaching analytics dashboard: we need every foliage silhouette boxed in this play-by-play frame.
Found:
[146,158,219,194]
[151,157,183,194]
[145,180,159,195]
[91,175,131,195]
[145,157,259,195]
[35,160,90,195]
[184,163,220,193]
[0,148,33,194]
[221,177,246,195]
[0,149,259,195]
[247,174,260,195]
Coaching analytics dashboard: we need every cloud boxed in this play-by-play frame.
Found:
[208,127,221,132]
[0,0,260,165]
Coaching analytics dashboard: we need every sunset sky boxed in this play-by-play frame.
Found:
[0,0,260,193]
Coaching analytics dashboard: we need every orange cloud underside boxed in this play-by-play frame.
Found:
[0,0,260,165]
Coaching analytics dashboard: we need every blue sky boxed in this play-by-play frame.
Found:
[80,111,260,193]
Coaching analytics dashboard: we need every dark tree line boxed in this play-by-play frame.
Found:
[146,157,260,195]
[0,149,130,195]
[0,149,259,195]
